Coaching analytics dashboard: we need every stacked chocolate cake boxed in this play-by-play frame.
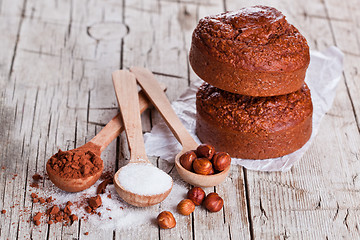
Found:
[189,6,313,159]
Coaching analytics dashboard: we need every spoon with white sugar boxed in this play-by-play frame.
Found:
[112,70,173,207]
[130,67,230,187]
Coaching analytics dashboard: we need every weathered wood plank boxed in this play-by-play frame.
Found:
[0,0,126,238]
[324,0,360,129]
[0,0,35,239]
[119,0,192,238]
[225,0,360,239]
[122,0,251,239]
[182,2,251,239]
[1,0,359,239]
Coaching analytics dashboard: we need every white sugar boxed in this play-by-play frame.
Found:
[118,163,173,195]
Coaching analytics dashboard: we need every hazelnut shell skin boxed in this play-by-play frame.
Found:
[192,158,213,175]
[196,144,216,159]
[177,199,195,215]
[212,152,231,171]
[179,151,197,171]
[157,211,176,229]
[203,193,224,212]
[187,187,206,206]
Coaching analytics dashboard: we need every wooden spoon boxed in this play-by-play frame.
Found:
[46,85,165,192]
[112,70,173,207]
[131,66,230,187]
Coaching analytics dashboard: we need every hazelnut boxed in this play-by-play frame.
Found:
[203,193,224,212]
[179,151,197,171]
[177,199,195,215]
[187,187,205,206]
[157,211,176,229]
[192,158,213,175]
[208,167,215,175]
[212,152,231,171]
[196,144,215,159]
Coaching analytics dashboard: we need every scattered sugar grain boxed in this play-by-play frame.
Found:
[117,163,172,195]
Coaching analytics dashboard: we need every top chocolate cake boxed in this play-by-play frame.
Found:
[189,6,310,96]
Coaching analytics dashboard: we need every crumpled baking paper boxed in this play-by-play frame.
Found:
[144,46,344,172]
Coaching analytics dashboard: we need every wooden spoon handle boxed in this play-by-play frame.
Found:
[89,90,161,153]
[131,66,198,149]
[112,70,149,163]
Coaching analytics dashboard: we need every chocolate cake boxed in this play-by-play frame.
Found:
[189,6,310,96]
[196,82,313,159]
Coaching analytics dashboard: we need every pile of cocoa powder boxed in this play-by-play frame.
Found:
[47,146,103,178]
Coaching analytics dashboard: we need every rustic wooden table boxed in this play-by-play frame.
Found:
[1,0,359,239]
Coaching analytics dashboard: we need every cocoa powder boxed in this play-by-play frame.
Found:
[32,174,43,181]
[33,212,42,225]
[31,192,80,227]
[30,173,43,188]
[97,178,113,194]
[88,195,102,210]
[27,171,116,231]
[30,182,39,188]
[34,201,79,226]
[47,143,102,179]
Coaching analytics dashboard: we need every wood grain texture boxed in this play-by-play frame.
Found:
[0,0,359,239]
[225,0,360,239]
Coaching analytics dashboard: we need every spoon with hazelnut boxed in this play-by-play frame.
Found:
[130,67,230,187]
[46,80,165,192]
[112,70,173,207]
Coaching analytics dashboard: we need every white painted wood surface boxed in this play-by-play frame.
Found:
[0,0,359,239]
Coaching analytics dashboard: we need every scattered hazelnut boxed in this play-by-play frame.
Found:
[196,144,215,159]
[203,193,224,212]
[179,151,197,171]
[212,152,231,171]
[157,211,176,229]
[177,199,195,216]
[193,158,213,175]
[187,187,205,206]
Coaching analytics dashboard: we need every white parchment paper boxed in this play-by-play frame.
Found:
[144,46,344,172]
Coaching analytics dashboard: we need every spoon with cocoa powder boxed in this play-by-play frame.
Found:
[112,70,173,207]
[46,84,165,192]
[130,67,230,187]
